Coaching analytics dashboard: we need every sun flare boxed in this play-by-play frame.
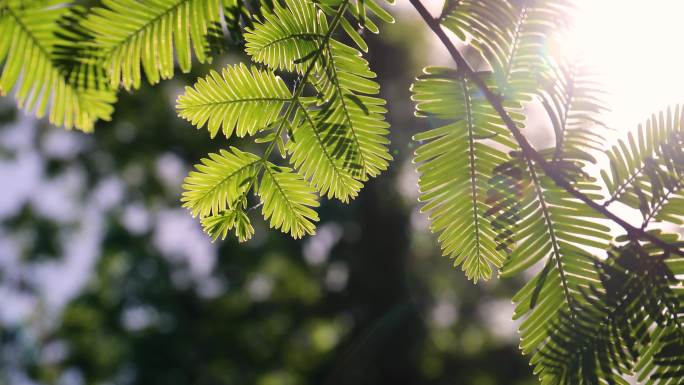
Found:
[568,0,684,130]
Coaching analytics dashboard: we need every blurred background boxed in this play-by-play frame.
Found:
[0,5,543,385]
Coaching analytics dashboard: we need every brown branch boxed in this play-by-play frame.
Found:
[408,0,684,258]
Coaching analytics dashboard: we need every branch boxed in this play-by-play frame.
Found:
[408,0,684,258]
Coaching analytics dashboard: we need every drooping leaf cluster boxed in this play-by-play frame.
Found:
[533,238,684,385]
[177,0,394,240]
[410,1,684,384]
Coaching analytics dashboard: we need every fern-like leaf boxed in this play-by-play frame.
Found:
[601,105,684,227]
[288,101,364,202]
[258,164,320,238]
[176,63,292,139]
[634,234,684,385]
[533,240,684,385]
[442,0,574,101]
[310,40,392,179]
[493,152,611,362]
[539,61,608,166]
[654,131,684,225]
[411,67,519,282]
[244,0,391,193]
[82,0,224,90]
[178,0,391,241]
[535,244,666,384]
[0,0,116,131]
[244,0,324,73]
[181,147,262,218]
[201,208,255,242]
[318,0,395,51]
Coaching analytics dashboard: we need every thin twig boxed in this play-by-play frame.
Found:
[408,0,684,257]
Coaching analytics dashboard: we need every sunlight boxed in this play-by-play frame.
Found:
[567,0,684,130]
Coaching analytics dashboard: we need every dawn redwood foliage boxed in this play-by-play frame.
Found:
[1,0,683,383]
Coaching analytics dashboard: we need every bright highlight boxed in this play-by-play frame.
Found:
[568,0,684,130]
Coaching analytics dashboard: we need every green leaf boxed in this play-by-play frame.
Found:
[201,208,255,242]
[181,147,262,218]
[539,61,608,166]
[0,0,116,131]
[181,0,391,242]
[442,0,574,102]
[532,241,684,385]
[82,0,224,90]
[310,40,392,179]
[244,0,391,195]
[601,105,684,227]
[411,67,518,282]
[176,63,292,139]
[318,0,395,44]
[258,164,320,239]
[288,102,364,202]
[502,159,611,359]
[244,0,325,74]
